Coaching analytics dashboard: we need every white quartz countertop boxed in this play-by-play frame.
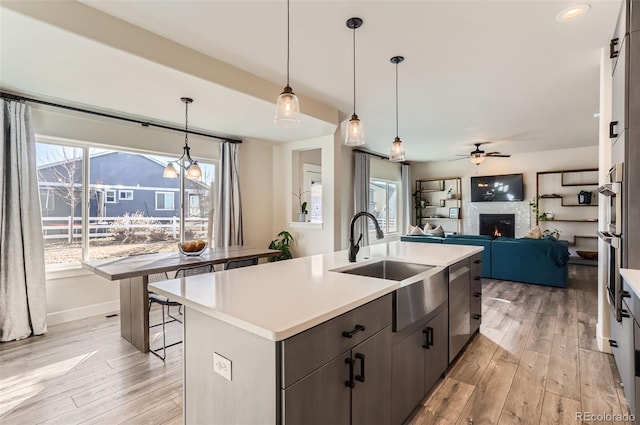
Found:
[621,269,640,298]
[149,241,482,341]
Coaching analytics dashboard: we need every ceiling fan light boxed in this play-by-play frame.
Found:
[470,153,485,165]
[186,162,202,179]
[389,137,406,162]
[345,114,365,146]
[275,86,300,127]
[163,162,178,178]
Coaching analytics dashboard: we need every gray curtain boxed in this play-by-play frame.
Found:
[353,151,370,246]
[214,141,243,247]
[0,100,47,341]
[401,163,411,230]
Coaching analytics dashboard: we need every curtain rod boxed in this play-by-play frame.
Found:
[0,91,242,144]
[353,148,410,165]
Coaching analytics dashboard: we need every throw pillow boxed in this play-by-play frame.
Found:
[407,225,426,235]
[424,223,433,231]
[524,225,542,239]
[426,225,445,236]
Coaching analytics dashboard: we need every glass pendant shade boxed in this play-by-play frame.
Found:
[163,162,178,178]
[470,153,485,165]
[186,162,202,179]
[345,114,365,146]
[275,86,300,127]
[389,137,406,162]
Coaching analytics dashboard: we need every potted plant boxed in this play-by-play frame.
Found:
[292,189,310,222]
[268,230,294,262]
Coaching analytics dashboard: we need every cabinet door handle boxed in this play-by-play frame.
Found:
[609,340,618,348]
[474,276,481,281]
[345,358,355,388]
[610,121,619,139]
[473,314,482,320]
[635,350,640,377]
[474,259,482,264]
[342,324,365,339]
[610,37,619,58]
[622,290,631,298]
[355,353,366,382]
[473,292,482,298]
[422,327,434,349]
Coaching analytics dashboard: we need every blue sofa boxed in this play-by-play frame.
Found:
[400,234,570,287]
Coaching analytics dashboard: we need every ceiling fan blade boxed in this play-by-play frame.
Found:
[486,154,511,158]
[448,157,469,162]
[455,154,470,157]
[484,151,501,155]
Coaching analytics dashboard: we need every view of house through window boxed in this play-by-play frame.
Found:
[369,179,398,234]
[36,142,216,266]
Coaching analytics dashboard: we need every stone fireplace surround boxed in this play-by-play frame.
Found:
[465,202,531,238]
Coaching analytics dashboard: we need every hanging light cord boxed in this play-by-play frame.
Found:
[286,0,290,87]
[352,25,356,115]
[395,61,399,138]
[184,100,189,147]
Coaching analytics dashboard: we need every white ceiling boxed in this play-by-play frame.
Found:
[0,1,620,162]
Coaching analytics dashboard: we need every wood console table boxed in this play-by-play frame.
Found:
[82,246,280,352]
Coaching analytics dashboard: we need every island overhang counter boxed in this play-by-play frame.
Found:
[149,241,483,424]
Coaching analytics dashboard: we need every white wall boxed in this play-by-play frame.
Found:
[32,105,275,324]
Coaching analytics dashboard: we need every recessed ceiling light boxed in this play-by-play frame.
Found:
[556,4,591,22]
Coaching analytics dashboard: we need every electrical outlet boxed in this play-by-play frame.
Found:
[213,352,232,381]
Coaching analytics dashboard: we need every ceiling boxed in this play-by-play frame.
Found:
[0,1,620,162]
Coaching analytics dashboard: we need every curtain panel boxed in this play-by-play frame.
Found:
[0,100,47,342]
[214,142,243,247]
[401,163,411,232]
[353,151,370,246]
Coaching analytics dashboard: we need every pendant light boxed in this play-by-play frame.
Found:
[163,97,202,180]
[344,17,365,146]
[389,56,406,162]
[275,0,300,127]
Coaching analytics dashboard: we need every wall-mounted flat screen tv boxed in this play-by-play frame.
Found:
[471,173,524,202]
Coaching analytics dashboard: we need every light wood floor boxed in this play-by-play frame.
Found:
[0,265,629,425]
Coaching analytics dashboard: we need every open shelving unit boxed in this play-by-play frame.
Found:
[414,177,462,234]
[536,168,598,266]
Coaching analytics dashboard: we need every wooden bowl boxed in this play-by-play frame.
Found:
[576,250,598,260]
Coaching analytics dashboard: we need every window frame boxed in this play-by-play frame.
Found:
[105,189,116,203]
[118,189,133,200]
[369,178,400,236]
[155,191,175,211]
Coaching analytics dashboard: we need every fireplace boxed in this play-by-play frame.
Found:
[479,214,515,238]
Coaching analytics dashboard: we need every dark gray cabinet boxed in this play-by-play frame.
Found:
[470,253,483,335]
[280,295,392,425]
[391,306,448,425]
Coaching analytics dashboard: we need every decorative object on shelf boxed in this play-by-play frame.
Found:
[268,231,294,261]
[389,56,406,162]
[542,228,560,240]
[545,212,554,219]
[420,200,428,208]
[177,240,207,256]
[292,188,310,222]
[578,190,593,205]
[274,0,300,127]
[576,250,598,260]
[449,207,460,219]
[439,199,446,207]
[163,97,202,179]
[447,188,456,199]
[344,17,365,146]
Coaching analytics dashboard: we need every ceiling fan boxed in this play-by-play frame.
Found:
[453,142,511,165]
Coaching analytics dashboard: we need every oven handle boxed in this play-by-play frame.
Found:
[598,231,620,248]
[598,182,620,196]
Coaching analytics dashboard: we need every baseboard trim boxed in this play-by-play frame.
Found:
[47,301,120,326]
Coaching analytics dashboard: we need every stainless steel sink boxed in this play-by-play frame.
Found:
[336,260,434,281]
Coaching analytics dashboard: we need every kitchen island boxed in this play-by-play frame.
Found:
[150,241,483,424]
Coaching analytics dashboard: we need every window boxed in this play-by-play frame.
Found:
[105,190,116,203]
[156,192,174,211]
[369,179,399,234]
[36,140,218,267]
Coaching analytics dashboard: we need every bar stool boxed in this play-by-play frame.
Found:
[224,256,259,270]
